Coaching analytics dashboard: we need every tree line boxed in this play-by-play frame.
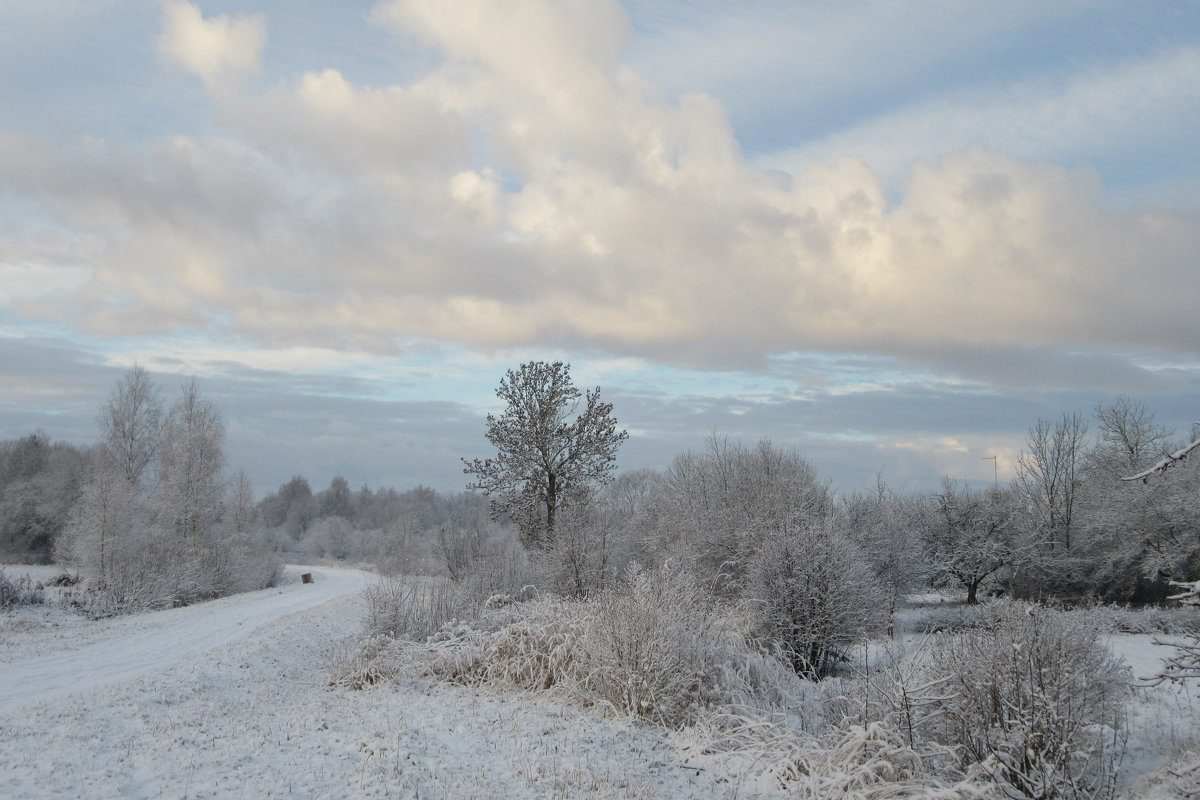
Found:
[2,363,1197,629]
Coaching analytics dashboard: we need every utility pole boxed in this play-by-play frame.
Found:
[981,455,998,487]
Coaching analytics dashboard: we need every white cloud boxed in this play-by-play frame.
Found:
[157,0,266,89]
[2,0,1197,395]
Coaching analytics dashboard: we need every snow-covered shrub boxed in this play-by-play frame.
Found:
[426,561,809,729]
[924,601,1130,800]
[362,576,482,641]
[327,632,413,689]
[427,594,591,692]
[775,720,1003,799]
[456,537,536,601]
[748,520,881,678]
[1076,602,1200,636]
[0,567,44,608]
[582,561,746,723]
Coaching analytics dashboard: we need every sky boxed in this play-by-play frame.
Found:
[1,0,1198,497]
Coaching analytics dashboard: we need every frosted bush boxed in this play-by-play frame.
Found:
[424,561,810,729]
[0,567,44,609]
[775,720,1004,799]
[748,521,882,678]
[327,632,414,689]
[924,601,1130,800]
[362,576,483,641]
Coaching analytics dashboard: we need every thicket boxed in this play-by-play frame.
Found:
[49,367,280,613]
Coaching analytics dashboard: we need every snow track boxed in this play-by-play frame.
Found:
[0,565,371,713]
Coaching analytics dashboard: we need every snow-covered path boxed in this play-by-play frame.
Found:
[0,565,371,713]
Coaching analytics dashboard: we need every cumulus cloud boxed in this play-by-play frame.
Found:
[3,0,1198,393]
[157,0,266,88]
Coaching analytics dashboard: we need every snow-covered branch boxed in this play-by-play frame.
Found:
[1121,429,1200,482]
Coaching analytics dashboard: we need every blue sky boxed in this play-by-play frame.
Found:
[1,0,1198,496]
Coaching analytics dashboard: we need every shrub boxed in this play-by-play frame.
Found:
[748,521,881,678]
[776,720,1004,799]
[924,602,1130,800]
[425,561,809,729]
[362,576,482,641]
[0,567,44,609]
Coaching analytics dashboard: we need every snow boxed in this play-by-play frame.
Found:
[4,566,1200,798]
[0,565,750,799]
[0,565,370,711]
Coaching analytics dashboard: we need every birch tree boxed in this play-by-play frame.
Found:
[99,364,162,491]
[158,379,225,547]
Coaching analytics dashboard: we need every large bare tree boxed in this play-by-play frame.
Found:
[463,361,628,550]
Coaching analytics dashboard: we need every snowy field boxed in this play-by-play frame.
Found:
[2,564,1199,799]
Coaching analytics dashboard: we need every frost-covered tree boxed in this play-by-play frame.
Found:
[920,479,1015,604]
[259,475,317,539]
[225,469,258,536]
[58,448,142,588]
[1070,399,1192,600]
[99,364,163,490]
[463,361,628,550]
[645,436,829,589]
[61,369,277,609]
[843,476,923,635]
[0,434,86,562]
[319,475,353,520]
[157,379,225,547]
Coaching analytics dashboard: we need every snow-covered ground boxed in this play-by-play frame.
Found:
[3,567,1199,799]
[0,566,750,799]
[0,565,369,711]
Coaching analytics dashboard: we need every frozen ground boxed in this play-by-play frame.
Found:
[0,566,753,799]
[2,569,1198,798]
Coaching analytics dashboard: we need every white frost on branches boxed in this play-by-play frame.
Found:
[1121,429,1200,482]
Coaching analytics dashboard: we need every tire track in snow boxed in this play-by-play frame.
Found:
[0,565,372,713]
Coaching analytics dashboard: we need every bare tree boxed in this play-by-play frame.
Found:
[1096,396,1172,474]
[463,361,628,550]
[1016,412,1089,552]
[157,379,225,547]
[99,364,163,491]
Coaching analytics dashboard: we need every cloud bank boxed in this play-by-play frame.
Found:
[1,0,1197,392]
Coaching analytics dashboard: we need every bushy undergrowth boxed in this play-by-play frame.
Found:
[1082,603,1200,636]
[342,561,816,730]
[776,720,1004,799]
[0,567,44,609]
[339,555,1144,799]
[362,576,486,642]
[866,602,1131,800]
[432,563,813,728]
